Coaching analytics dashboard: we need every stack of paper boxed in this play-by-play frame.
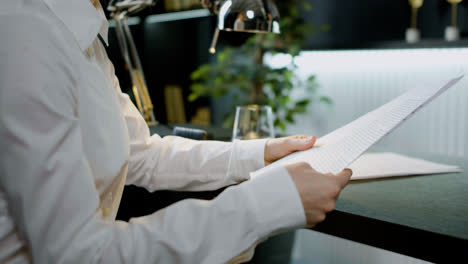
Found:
[348,152,461,180]
[252,75,464,177]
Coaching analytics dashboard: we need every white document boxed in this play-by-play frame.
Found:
[252,75,464,176]
[348,152,461,180]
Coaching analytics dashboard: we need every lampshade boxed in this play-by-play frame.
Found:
[217,0,280,34]
[201,0,280,53]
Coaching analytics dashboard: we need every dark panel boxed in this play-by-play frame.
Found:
[116,185,225,221]
[303,0,468,49]
[142,16,215,123]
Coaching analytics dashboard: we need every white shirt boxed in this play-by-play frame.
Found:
[0,0,306,263]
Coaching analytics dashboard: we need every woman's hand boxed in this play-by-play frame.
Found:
[264,135,316,166]
[286,162,352,228]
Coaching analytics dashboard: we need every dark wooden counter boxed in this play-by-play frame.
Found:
[125,125,468,263]
[312,154,468,263]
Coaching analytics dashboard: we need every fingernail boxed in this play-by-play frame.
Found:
[345,168,353,176]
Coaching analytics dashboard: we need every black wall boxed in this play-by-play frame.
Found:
[142,16,215,123]
[106,16,216,123]
[303,0,468,49]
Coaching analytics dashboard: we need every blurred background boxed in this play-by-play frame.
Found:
[108,1,468,263]
[105,0,468,132]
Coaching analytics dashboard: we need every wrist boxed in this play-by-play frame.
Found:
[263,138,273,166]
[231,138,269,182]
[243,166,307,238]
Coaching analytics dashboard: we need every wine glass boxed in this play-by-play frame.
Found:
[232,105,275,141]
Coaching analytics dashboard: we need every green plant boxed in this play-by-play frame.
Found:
[189,0,332,130]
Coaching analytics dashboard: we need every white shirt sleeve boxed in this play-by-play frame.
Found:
[0,15,306,264]
[112,60,268,192]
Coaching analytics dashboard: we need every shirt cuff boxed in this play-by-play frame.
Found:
[239,165,306,239]
[230,139,269,182]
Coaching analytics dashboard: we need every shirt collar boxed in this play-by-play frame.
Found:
[43,0,109,51]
